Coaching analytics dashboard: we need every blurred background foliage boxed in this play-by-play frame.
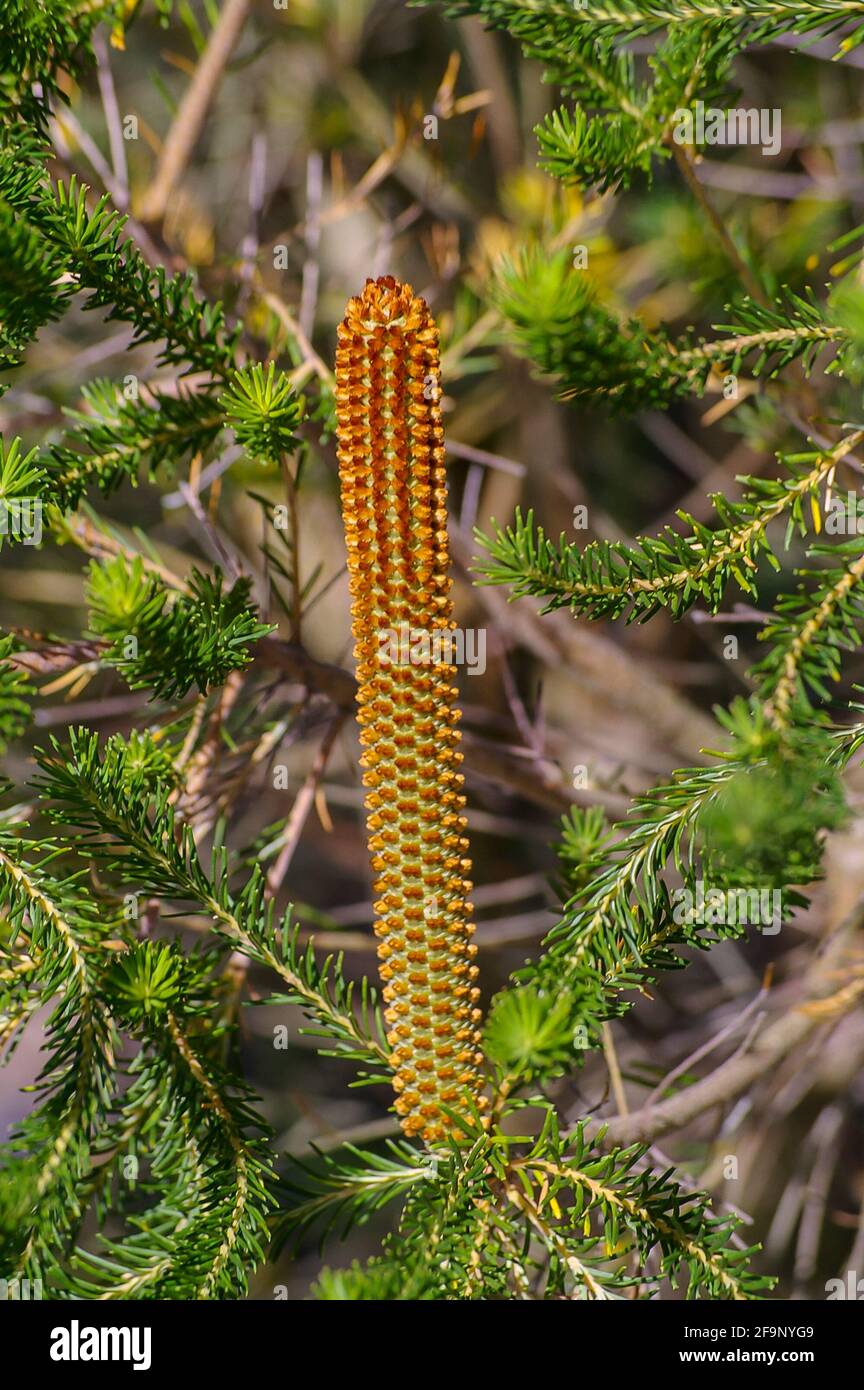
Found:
[3,0,864,1297]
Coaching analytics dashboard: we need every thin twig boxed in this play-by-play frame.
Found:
[588,905,864,1149]
[670,142,767,305]
[138,0,252,224]
[93,30,128,206]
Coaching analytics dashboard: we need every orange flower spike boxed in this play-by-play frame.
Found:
[335,277,486,1143]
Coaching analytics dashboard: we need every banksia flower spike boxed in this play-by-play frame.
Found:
[335,276,486,1143]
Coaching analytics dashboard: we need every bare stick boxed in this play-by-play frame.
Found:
[138,0,251,224]
[590,905,864,1149]
[670,141,767,306]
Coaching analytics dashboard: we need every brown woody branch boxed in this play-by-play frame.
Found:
[586,903,864,1150]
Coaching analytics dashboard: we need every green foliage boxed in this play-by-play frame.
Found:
[495,248,662,407]
[557,805,613,897]
[86,557,273,699]
[32,728,390,1080]
[532,22,737,189]
[37,181,240,375]
[0,159,239,384]
[434,1,864,54]
[519,705,846,1036]
[0,829,119,1279]
[289,1114,770,1299]
[696,755,847,889]
[276,1140,435,1248]
[0,206,70,370]
[313,1259,422,1300]
[103,941,186,1024]
[755,536,864,722]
